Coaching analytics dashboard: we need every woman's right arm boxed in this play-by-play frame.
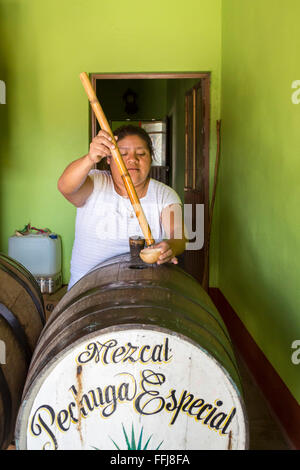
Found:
[57,130,116,207]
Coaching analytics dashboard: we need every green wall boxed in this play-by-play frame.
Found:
[220,0,300,403]
[0,0,221,286]
[0,0,299,412]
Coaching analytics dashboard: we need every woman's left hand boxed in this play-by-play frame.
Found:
[153,241,178,265]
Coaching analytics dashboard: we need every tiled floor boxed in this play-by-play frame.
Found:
[235,349,291,450]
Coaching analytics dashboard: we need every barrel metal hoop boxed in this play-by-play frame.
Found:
[48,296,233,362]
[0,303,32,365]
[0,261,45,326]
[28,303,242,394]
[0,253,44,309]
[0,365,12,450]
[50,282,231,342]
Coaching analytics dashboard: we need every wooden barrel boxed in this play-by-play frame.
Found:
[16,254,248,450]
[0,252,45,449]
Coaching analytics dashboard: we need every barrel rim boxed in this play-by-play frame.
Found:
[0,253,44,309]
[0,365,12,450]
[0,258,45,326]
[36,286,234,360]
[25,302,241,396]
[15,323,249,450]
[49,281,230,339]
[50,253,221,324]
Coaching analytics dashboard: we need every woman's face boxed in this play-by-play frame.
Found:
[107,134,152,188]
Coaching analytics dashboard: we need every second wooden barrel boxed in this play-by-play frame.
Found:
[0,253,45,449]
[16,254,248,450]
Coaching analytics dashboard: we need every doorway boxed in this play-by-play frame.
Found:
[89,73,210,286]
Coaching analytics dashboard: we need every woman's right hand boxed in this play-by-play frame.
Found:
[87,130,118,164]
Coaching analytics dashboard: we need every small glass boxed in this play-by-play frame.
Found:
[129,236,145,259]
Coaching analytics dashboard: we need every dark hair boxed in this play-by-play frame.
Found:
[113,125,154,158]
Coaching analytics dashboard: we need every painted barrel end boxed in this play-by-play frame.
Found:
[15,254,249,450]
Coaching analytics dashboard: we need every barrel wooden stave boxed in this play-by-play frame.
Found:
[32,285,233,364]
[0,253,44,309]
[25,304,242,400]
[0,254,45,449]
[0,317,29,449]
[16,254,248,450]
[0,260,44,350]
[47,254,228,333]
[28,256,241,394]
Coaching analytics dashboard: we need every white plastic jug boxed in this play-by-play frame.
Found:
[8,233,61,277]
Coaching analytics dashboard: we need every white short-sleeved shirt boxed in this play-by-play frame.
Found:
[68,170,182,289]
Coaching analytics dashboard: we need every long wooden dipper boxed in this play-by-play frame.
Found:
[79,72,155,246]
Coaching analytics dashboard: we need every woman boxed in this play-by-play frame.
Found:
[58,125,186,290]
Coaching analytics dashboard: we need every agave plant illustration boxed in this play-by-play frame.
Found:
[110,423,163,450]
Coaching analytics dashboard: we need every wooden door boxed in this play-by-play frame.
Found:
[183,81,209,287]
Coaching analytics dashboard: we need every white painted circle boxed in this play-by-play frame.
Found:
[17,326,248,450]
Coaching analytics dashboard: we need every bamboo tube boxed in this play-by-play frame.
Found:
[79,72,155,246]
